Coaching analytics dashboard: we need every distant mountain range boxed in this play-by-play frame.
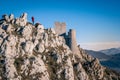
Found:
[100,48,120,55]
[85,48,120,73]
[85,50,110,61]
[100,53,120,72]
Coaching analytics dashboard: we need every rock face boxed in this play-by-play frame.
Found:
[0,13,120,80]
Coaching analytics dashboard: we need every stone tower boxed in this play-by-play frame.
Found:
[54,22,66,36]
[68,29,79,54]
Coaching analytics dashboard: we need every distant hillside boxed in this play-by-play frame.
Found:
[111,53,120,58]
[100,53,120,72]
[100,48,120,55]
[85,50,110,60]
[85,49,120,73]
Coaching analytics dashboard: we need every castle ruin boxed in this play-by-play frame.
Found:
[54,22,66,36]
[54,22,79,54]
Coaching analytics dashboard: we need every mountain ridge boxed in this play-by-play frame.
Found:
[85,50,110,60]
[86,49,120,73]
[100,48,120,55]
[0,13,119,80]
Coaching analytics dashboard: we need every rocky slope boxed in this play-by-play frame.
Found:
[0,13,120,80]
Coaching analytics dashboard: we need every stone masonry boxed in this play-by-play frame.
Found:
[54,22,66,36]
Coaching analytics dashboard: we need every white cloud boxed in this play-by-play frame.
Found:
[80,41,120,51]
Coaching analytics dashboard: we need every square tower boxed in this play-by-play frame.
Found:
[54,22,66,36]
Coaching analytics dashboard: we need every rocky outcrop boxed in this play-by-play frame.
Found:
[0,13,120,80]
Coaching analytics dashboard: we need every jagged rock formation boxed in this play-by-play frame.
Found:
[0,13,120,80]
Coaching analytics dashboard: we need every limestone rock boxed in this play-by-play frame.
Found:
[2,14,9,21]
[9,14,14,21]
[36,43,45,53]
[15,13,27,26]
[64,57,74,80]
[22,24,32,40]
[74,63,89,80]
[37,24,44,30]
[23,41,34,55]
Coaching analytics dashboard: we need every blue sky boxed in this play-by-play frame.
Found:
[0,0,120,50]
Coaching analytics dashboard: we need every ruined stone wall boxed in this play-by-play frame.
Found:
[54,22,66,35]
